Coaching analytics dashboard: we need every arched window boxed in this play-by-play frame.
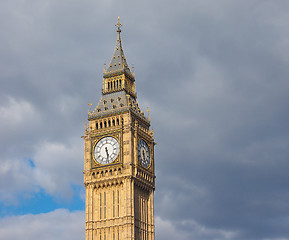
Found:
[100,122,103,128]
[108,120,111,127]
[117,118,119,125]
[104,121,107,128]
[112,119,115,126]
[96,123,98,129]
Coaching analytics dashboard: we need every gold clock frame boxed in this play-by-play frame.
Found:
[137,137,152,170]
[91,132,122,168]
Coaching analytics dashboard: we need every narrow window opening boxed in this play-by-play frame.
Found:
[100,193,102,219]
[113,190,115,218]
[104,192,106,219]
[117,190,120,217]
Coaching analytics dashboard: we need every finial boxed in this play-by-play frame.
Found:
[103,62,106,72]
[147,107,151,121]
[115,16,122,33]
[132,64,135,77]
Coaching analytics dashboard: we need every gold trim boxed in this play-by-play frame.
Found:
[92,133,121,168]
[137,138,152,169]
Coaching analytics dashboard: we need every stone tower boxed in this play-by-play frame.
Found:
[83,18,155,240]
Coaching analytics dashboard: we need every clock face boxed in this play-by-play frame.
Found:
[94,136,120,165]
[138,139,150,168]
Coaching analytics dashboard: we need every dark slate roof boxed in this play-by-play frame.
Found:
[96,91,128,112]
[88,91,149,124]
[105,30,131,74]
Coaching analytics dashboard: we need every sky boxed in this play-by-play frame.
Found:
[1,0,289,239]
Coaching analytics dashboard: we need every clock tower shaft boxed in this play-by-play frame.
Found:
[83,18,155,240]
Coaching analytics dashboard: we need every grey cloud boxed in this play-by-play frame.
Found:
[1,0,289,239]
[0,209,84,240]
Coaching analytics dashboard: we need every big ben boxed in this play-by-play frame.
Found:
[83,18,156,240]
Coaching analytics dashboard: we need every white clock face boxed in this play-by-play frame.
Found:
[94,136,120,165]
[138,139,150,168]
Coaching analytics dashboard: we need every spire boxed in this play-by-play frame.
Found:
[104,17,132,76]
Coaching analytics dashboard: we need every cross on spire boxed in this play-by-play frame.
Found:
[115,16,122,33]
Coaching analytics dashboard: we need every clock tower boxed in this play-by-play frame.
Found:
[83,18,155,240]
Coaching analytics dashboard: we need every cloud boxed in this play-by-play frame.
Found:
[33,140,83,199]
[156,216,239,240]
[0,157,38,204]
[0,139,83,204]
[0,209,84,240]
[1,0,289,239]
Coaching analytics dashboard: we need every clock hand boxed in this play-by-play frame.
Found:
[142,149,146,160]
[105,147,109,159]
